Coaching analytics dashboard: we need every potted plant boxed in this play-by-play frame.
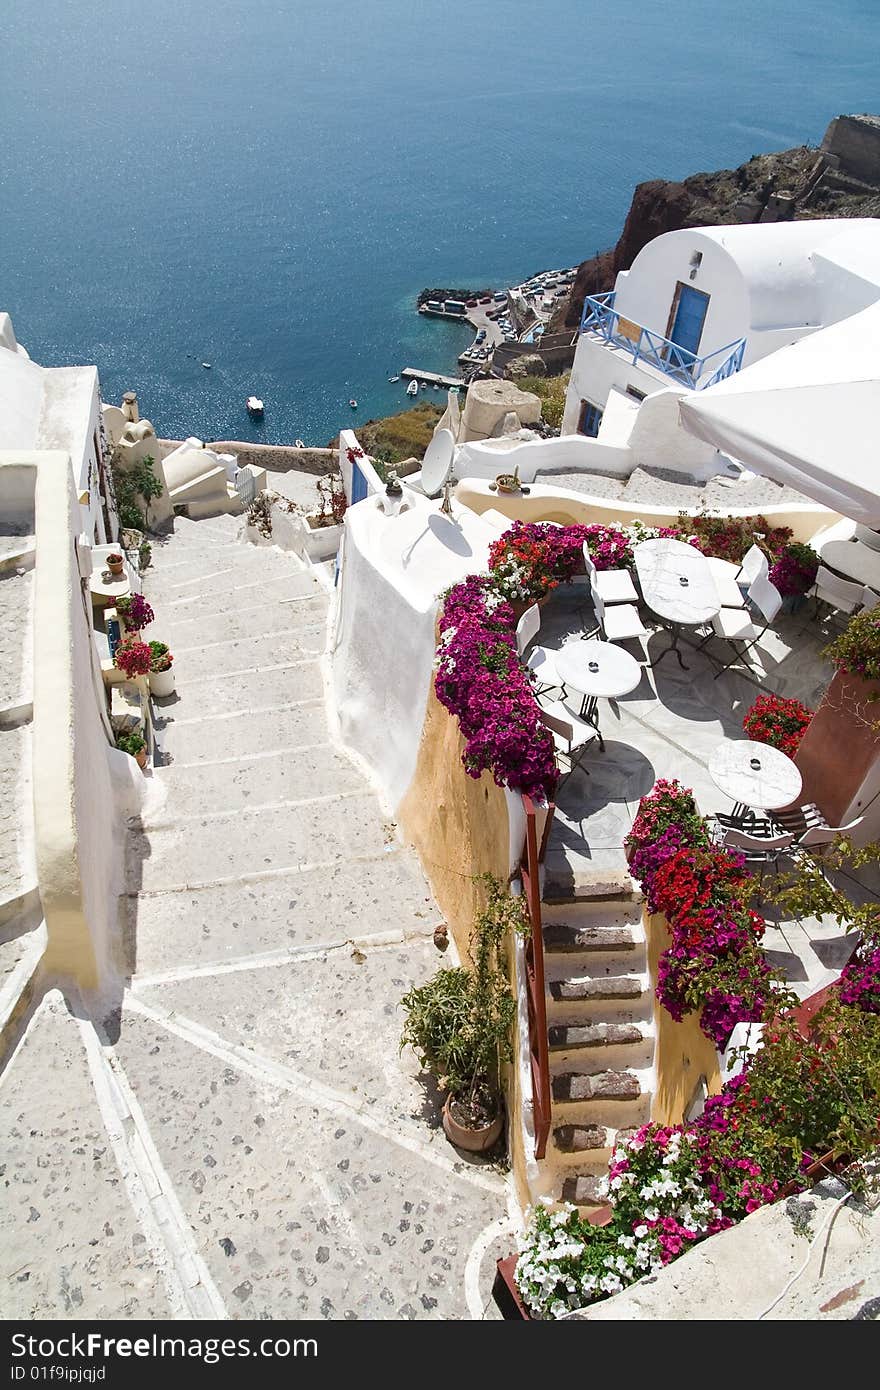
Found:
[742,693,813,757]
[114,635,152,679]
[106,552,125,577]
[116,729,147,769]
[400,877,528,1152]
[494,466,521,495]
[148,640,175,697]
[300,471,348,562]
[115,592,155,632]
[769,541,819,611]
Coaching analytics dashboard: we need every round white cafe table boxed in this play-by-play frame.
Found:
[707,739,803,815]
[634,537,721,671]
[819,539,880,592]
[88,569,131,604]
[553,639,642,747]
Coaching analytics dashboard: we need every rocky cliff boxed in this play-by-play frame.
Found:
[557,137,880,330]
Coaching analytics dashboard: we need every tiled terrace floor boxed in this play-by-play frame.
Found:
[538,586,877,1000]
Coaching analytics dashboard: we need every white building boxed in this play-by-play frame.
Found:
[562,219,880,477]
[0,312,110,543]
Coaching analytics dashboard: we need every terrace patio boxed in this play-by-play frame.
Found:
[533,582,879,1002]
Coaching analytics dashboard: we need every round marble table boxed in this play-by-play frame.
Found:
[633,537,721,670]
[819,539,880,592]
[88,569,131,605]
[553,639,642,747]
[707,739,803,815]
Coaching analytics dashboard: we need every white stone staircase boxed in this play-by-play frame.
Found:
[535,882,656,1211]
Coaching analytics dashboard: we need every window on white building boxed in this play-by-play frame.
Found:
[578,401,603,438]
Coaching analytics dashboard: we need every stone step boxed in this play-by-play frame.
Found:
[154,700,326,766]
[543,922,640,954]
[160,571,319,618]
[560,1175,610,1208]
[167,595,327,648]
[126,847,435,978]
[548,1021,644,1052]
[127,790,396,893]
[145,551,307,598]
[549,974,644,1004]
[153,743,361,815]
[0,992,176,1319]
[552,1122,638,1162]
[542,864,638,905]
[552,1070,642,1104]
[170,625,325,681]
[169,660,324,712]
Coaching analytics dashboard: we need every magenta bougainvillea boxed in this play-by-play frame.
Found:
[434,574,558,801]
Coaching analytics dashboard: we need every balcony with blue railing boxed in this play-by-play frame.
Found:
[578,291,746,390]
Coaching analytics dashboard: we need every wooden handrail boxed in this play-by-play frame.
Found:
[520,793,555,1159]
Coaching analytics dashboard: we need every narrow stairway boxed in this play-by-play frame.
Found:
[538,877,655,1212]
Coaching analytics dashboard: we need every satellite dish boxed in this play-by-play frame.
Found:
[420,429,455,498]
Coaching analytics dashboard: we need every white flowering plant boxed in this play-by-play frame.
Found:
[515,1124,727,1318]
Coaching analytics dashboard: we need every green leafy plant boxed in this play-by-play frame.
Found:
[111,455,164,530]
[148,640,173,673]
[115,729,145,758]
[400,876,528,1126]
[823,607,880,687]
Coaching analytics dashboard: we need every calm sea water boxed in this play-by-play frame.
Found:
[1,0,877,446]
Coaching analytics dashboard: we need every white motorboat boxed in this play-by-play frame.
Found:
[201,362,212,369]
[349,399,358,409]
[406,379,418,396]
[246,396,264,416]
[294,439,305,448]
[388,375,400,383]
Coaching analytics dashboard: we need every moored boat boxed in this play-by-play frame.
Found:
[406,379,418,396]
[246,395,264,416]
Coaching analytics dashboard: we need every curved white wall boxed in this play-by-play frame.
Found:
[331,490,497,811]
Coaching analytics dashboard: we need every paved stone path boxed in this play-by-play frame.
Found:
[0,515,511,1320]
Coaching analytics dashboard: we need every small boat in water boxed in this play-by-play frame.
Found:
[432,383,440,390]
[295,439,305,448]
[406,379,418,396]
[246,395,264,416]
[349,399,358,409]
[201,362,212,369]
[388,375,400,383]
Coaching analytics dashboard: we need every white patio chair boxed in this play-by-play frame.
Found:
[706,569,782,676]
[587,583,650,650]
[539,699,600,788]
[735,544,769,587]
[706,555,747,609]
[583,543,638,605]
[860,586,880,612]
[812,565,864,621]
[719,825,796,861]
[516,602,563,695]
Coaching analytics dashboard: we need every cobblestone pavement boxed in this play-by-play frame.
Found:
[0,517,513,1321]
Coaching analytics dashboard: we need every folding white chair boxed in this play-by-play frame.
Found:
[587,582,650,650]
[706,555,747,609]
[812,565,864,622]
[516,602,563,695]
[706,569,782,676]
[582,543,638,605]
[539,699,600,788]
[860,586,880,612]
[735,544,769,586]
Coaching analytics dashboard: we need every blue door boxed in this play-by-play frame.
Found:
[668,284,709,357]
[351,459,369,503]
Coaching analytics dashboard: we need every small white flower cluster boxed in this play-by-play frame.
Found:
[491,555,534,602]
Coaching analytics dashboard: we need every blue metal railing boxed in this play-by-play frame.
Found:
[578,292,746,390]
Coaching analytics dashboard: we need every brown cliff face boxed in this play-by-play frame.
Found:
[556,142,880,329]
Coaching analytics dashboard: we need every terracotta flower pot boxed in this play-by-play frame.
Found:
[442,1093,504,1153]
[135,747,147,769]
[107,556,124,576]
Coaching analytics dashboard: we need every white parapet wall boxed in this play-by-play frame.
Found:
[1,450,127,1001]
[454,432,634,483]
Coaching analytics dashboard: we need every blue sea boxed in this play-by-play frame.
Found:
[1,0,877,446]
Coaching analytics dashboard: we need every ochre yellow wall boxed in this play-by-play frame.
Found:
[398,681,511,962]
[645,909,722,1123]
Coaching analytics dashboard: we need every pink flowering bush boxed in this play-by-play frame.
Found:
[434,575,558,801]
[838,943,880,1014]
